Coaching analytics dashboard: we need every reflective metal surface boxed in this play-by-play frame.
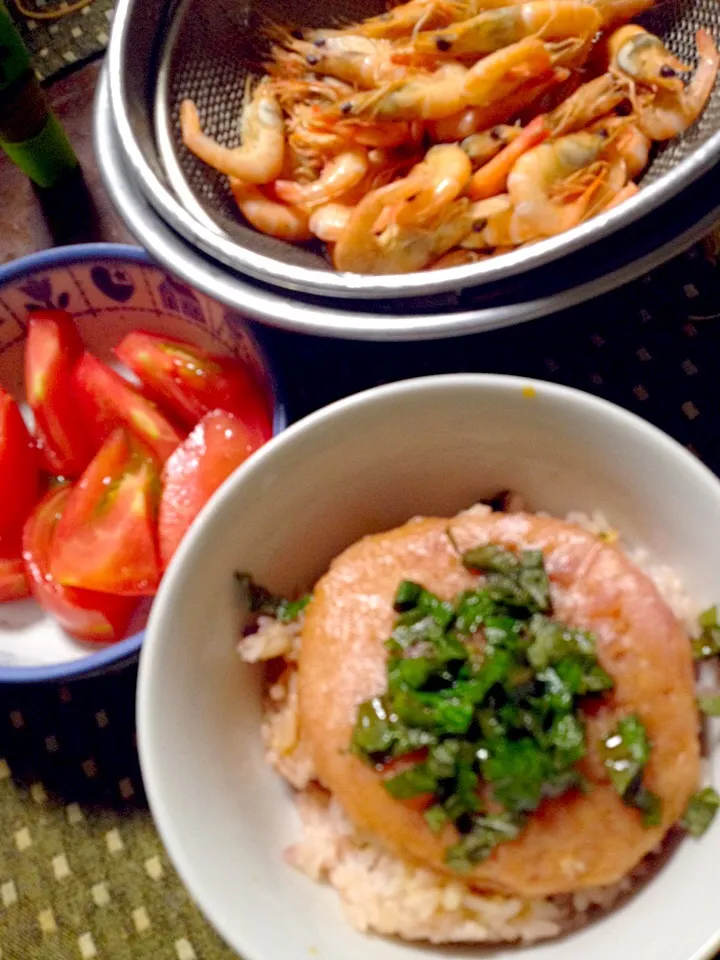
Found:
[107,0,720,300]
[96,70,720,341]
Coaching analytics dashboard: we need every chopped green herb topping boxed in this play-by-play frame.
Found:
[276,595,311,623]
[235,572,310,623]
[681,787,720,837]
[599,715,650,795]
[598,715,661,825]
[692,606,720,660]
[462,545,551,614]
[351,543,618,871]
[697,694,720,717]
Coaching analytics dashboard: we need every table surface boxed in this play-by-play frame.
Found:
[1,8,720,960]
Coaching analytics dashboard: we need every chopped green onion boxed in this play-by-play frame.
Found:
[276,594,311,623]
[351,542,617,869]
[235,572,309,622]
[351,698,396,757]
[384,764,438,799]
[394,580,423,611]
[424,805,448,833]
[692,606,720,660]
[598,715,650,797]
[698,694,720,716]
[631,785,663,828]
[681,787,720,836]
[445,814,522,871]
[461,544,521,574]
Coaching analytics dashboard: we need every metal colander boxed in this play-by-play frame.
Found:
[107,0,720,300]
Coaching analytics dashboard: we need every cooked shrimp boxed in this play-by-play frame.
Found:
[468,114,548,200]
[384,144,471,227]
[275,150,368,210]
[345,36,552,121]
[463,35,555,100]
[298,511,699,898]
[460,193,517,247]
[601,179,639,209]
[589,0,654,27]
[632,30,720,140]
[179,87,285,185]
[347,0,458,38]
[609,25,689,91]
[507,131,607,240]
[308,202,353,241]
[427,107,488,142]
[547,73,628,136]
[268,76,353,110]
[353,62,470,119]
[411,2,601,58]
[284,35,404,87]
[594,116,650,179]
[229,180,311,241]
[351,0,544,37]
[466,64,568,128]
[460,125,521,164]
[309,0,536,42]
[333,169,472,273]
[430,248,492,268]
[432,63,566,140]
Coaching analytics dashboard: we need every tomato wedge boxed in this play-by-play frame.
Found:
[49,429,161,595]
[23,487,138,641]
[0,386,39,536]
[73,352,184,463]
[25,309,94,476]
[115,331,272,438]
[0,556,30,602]
[158,409,265,567]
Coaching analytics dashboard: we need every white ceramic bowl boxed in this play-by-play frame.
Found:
[0,243,285,682]
[139,374,720,960]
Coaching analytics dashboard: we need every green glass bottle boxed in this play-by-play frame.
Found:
[0,0,78,187]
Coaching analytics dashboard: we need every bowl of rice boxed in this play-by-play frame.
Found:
[138,374,720,960]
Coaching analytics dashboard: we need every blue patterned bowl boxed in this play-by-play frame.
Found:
[0,244,286,684]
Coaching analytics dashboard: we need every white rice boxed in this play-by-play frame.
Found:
[237,508,691,945]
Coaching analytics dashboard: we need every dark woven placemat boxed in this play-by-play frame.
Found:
[8,0,114,80]
[1,243,719,960]
[1,8,719,960]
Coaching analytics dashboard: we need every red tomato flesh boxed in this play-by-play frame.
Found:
[23,487,138,641]
[73,352,183,463]
[49,429,161,596]
[158,409,265,567]
[115,331,272,438]
[0,556,30,602]
[25,309,94,476]
[0,386,39,536]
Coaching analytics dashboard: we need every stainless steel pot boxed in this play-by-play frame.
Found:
[107,0,720,301]
[95,69,720,340]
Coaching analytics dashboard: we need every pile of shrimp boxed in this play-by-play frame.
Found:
[179,0,719,275]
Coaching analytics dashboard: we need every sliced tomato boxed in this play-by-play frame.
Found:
[0,556,30,602]
[49,429,161,595]
[23,486,138,641]
[73,352,184,463]
[0,386,39,536]
[25,309,94,476]
[158,409,265,567]
[115,331,272,438]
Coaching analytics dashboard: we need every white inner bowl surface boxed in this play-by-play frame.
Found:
[139,374,720,960]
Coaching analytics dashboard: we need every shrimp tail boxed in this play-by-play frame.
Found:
[468,115,549,201]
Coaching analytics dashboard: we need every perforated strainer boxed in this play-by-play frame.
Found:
[107,0,720,300]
